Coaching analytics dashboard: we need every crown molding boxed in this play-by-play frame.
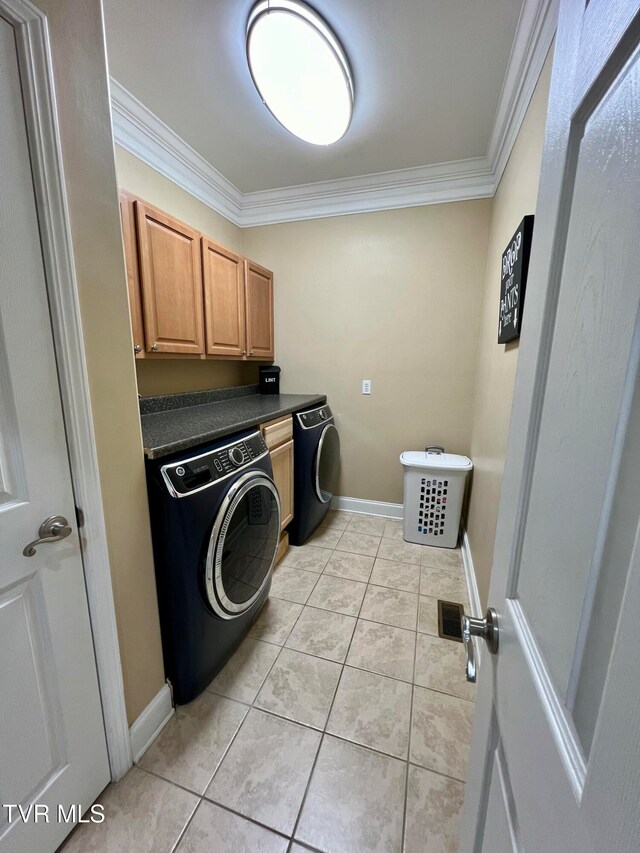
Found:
[110,79,243,226]
[109,0,557,228]
[487,0,558,182]
[110,79,493,225]
[240,157,494,226]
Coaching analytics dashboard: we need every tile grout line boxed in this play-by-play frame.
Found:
[287,537,374,849]
[406,759,469,785]
[283,533,473,789]
[263,530,470,839]
[196,794,293,843]
[166,529,469,848]
[140,700,469,840]
[271,579,421,608]
[250,575,318,646]
[288,521,466,571]
[169,799,199,853]
[401,605,421,849]
[204,684,470,773]
[287,542,350,846]
[137,762,205,799]
[134,765,200,853]
[221,539,472,695]
[82,523,469,851]
[190,664,474,779]
[145,642,329,844]
[243,598,475,698]
[195,569,324,826]
[140,763,296,846]
[202,545,345,846]
[250,616,476,704]
[289,540,465,589]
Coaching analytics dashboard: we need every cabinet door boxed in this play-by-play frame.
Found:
[135,200,204,354]
[244,259,274,360]
[118,190,145,358]
[202,238,246,357]
[270,439,294,531]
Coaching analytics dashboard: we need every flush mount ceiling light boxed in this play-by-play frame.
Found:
[246,0,354,146]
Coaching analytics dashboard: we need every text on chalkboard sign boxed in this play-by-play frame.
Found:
[498,215,534,343]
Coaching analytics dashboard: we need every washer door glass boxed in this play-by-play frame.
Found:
[315,423,340,504]
[205,474,280,618]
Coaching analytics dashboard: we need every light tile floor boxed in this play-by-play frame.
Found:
[62,511,475,853]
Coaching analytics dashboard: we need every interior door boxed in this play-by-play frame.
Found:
[244,259,275,360]
[0,13,110,852]
[460,2,640,851]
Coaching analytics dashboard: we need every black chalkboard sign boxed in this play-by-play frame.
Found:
[498,215,534,343]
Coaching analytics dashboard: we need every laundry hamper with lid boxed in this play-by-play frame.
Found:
[400,446,473,548]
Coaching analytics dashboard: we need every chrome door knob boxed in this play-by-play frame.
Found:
[462,607,499,683]
[134,344,142,353]
[23,515,72,557]
[151,343,159,352]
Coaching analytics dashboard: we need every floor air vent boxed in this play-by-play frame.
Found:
[437,600,464,643]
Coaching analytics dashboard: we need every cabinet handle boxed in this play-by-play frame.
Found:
[241,350,246,356]
[134,344,142,353]
[249,350,254,356]
[151,344,159,352]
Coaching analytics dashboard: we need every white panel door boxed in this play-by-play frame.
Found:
[0,12,109,853]
[461,2,640,851]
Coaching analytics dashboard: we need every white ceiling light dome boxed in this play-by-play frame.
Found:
[246,0,354,146]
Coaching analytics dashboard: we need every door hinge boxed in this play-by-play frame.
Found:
[75,506,85,529]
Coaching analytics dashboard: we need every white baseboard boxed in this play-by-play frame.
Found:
[461,526,483,671]
[460,526,482,618]
[129,683,174,763]
[331,496,403,519]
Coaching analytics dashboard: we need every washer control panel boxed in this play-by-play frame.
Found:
[161,431,267,496]
[297,405,333,429]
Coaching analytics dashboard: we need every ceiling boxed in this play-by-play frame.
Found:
[103,0,524,194]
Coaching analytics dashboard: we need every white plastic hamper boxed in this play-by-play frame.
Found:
[400,447,472,548]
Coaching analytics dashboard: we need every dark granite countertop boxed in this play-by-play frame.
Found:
[140,384,326,459]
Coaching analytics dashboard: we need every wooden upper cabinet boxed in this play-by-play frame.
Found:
[118,190,275,362]
[202,238,246,357]
[119,191,145,357]
[135,200,204,354]
[244,259,274,361]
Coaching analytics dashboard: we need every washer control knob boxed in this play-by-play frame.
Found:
[319,409,327,420]
[229,447,244,467]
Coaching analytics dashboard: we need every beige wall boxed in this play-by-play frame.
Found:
[466,47,554,607]
[37,0,165,722]
[114,146,260,396]
[134,360,258,397]
[35,0,552,732]
[116,146,244,250]
[244,203,491,503]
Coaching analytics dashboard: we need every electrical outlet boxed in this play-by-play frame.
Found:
[362,379,372,395]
